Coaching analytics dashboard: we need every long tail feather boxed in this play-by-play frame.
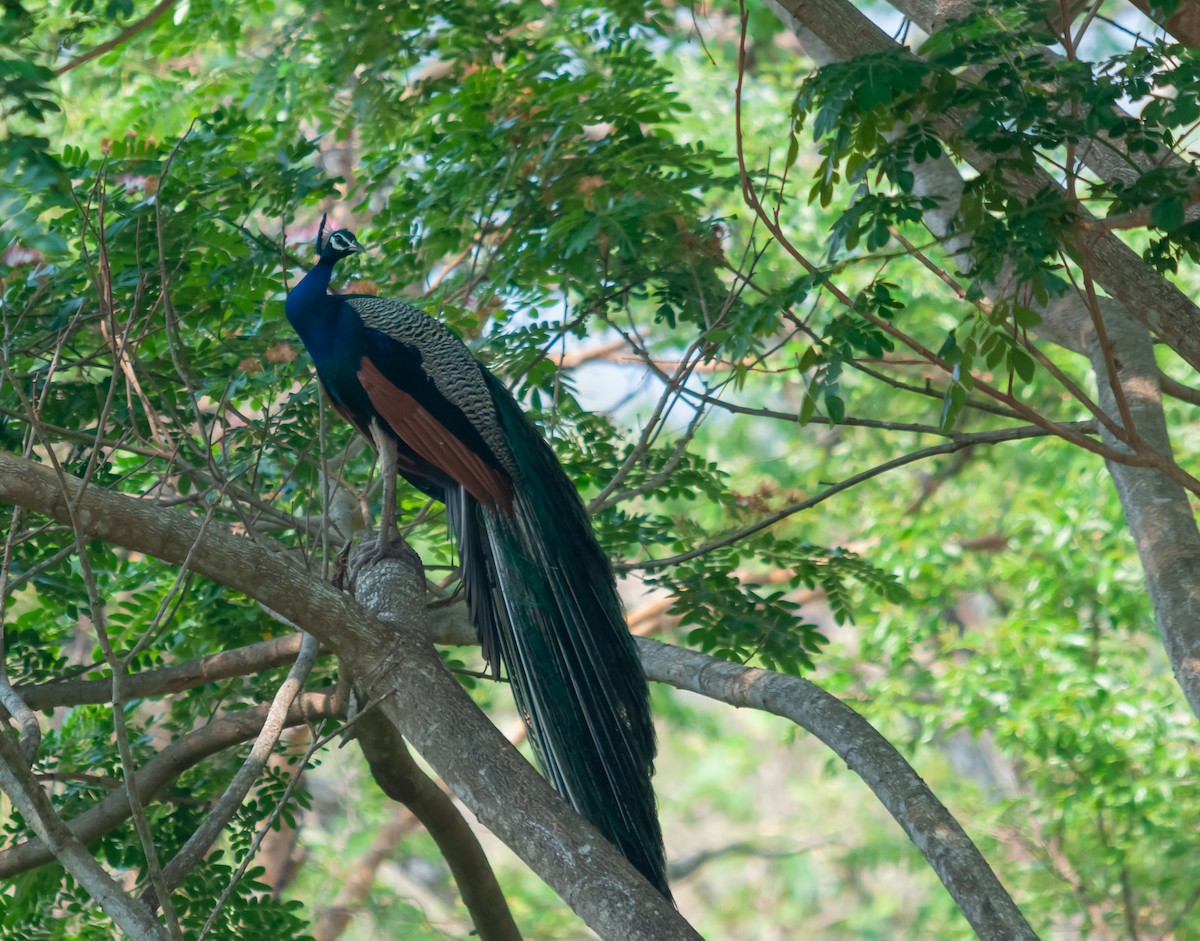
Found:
[448,375,669,897]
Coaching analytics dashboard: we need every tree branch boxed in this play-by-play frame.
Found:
[0,450,697,941]
[637,638,1039,941]
[625,422,1092,573]
[312,805,422,941]
[349,547,522,941]
[54,0,179,77]
[15,634,310,712]
[0,690,339,879]
[0,726,171,940]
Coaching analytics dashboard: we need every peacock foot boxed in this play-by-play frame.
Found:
[341,529,422,590]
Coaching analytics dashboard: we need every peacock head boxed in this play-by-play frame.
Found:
[315,213,365,262]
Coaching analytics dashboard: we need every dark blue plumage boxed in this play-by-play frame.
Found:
[285,219,669,897]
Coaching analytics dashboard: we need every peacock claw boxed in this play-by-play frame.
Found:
[343,529,419,590]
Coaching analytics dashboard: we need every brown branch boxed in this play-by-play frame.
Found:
[54,0,178,77]
[0,450,1040,937]
[418,602,1039,941]
[1127,0,1200,51]
[1076,190,1200,233]
[312,806,422,941]
[1158,370,1200,407]
[12,240,186,938]
[0,690,338,879]
[625,422,1094,573]
[16,634,309,712]
[0,451,697,941]
[0,721,174,940]
[734,6,1184,482]
[637,638,1039,941]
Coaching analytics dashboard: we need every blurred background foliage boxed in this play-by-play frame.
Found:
[3,0,1200,938]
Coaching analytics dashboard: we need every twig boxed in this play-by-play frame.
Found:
[146,633,321,908]
[668,839,822,881]
[1075,185,1200,232]
[625,421,1093,573]
[0,506,40,761]
[1064,236,1137,439]
[0,690,338,879]
[199,702,373,941]
[72,182,187,940]
[0,728,171,939]
[53,0,178,76]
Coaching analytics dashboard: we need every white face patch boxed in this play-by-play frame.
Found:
[329,232,355,252]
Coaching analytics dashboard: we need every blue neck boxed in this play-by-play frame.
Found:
[285,257,335,335]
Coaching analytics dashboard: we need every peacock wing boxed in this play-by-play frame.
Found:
[356,353,514,512]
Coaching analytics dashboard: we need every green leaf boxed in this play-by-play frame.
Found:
[1149,196,1185,231]
[799,388,818,426]
[825,391,845,424]
[1011,347,1036,382]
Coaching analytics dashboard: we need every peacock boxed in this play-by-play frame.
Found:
[284,216,669,897]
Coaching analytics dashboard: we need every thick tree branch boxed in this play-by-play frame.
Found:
[0,450,696,941]
[637,638,1039,941]
[768,0,1200,373]
[0,690,339,879]
[1050,302,1200,719]
[349,548,522,941]
[0,726,171,940]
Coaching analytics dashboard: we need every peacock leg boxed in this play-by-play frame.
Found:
[345,421,400,587]
[371,419,399,555]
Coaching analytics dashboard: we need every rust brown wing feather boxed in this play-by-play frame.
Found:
[357,356,514,511]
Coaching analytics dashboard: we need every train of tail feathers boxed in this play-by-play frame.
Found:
[284,215,670,897]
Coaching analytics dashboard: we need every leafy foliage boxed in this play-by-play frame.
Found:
[4,0,1200,937]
